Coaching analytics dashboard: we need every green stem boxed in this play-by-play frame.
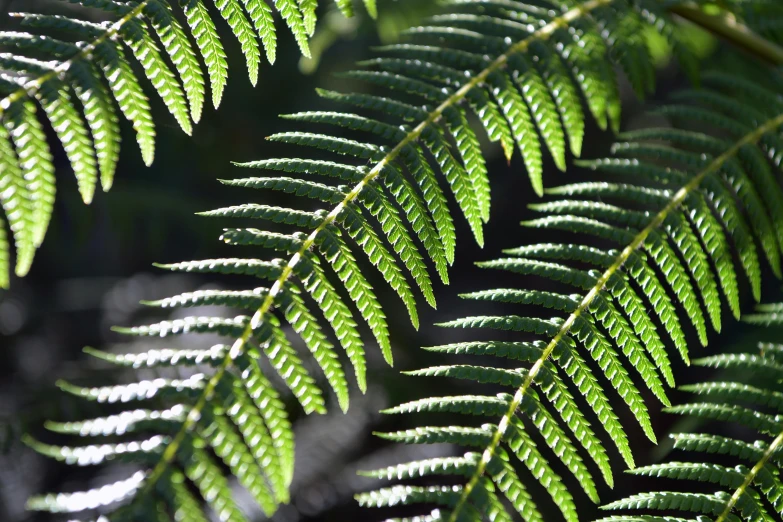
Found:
[715,428,783,522]
[669,3,783,65]
[447,111,783,521]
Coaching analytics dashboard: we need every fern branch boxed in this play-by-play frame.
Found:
[139,0,618,499]
[0,2,151,117]
[669,3,783,64]
[0,0,389,286]
[716,428,783,522]
[600,312,783,522]
[448,105,783,522]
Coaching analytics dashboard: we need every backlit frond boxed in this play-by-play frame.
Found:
[0,0,377,287]
[359,74,783,521]
[599,305,783,522]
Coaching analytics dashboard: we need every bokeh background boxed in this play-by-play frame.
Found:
[2,1,782,521]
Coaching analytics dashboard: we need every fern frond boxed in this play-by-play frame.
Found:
[25,0,707,518]
[0,0,379,287]
[599,306,783,522]
[360,75,783,521]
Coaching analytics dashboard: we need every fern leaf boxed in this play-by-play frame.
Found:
[181,446,247,521]
[122,16,193,135]
[144,0,205,123]
[533,41,586,156]
[214,0,262,86]
[235,352,295,486]
[184,0,229,108]
[295,256,367,392]
[36,78,99,203]
[299,0,318,35]
[159,471,210,522]
[362,455,478,481]
[278,286,350,412]
[199,409,277,515]
[353,181,436,305]
[27,472,147,513]
[5,100,55,248]
[0,113,35,278]
[598,311,783,522]
[309,89,458,261]
[487,449,543,522]
[504,419,578,522]
[582,157,743,319]
[490,70,545,196]
[316,227,396,360]
[0,0,389,284]
[512,53,568,171]
[242,0,278,64]
[275,0,311,57]
[363,0,378,19]
[69,61,122,192]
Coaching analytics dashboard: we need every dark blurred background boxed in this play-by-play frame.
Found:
[2,1,783,521]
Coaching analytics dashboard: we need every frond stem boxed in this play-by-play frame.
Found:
[138,0,614,501]
[448,110,783,521]
[0,1,152,114]
[715,428,783,522]
[668,3,783,65]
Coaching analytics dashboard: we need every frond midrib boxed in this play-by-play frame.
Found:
[446,109,783,521]
[715,428,783,521]
[0,1,151,115]
[137,0,618,501]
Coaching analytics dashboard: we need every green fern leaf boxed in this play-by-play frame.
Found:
[159,471,210,522]
[504,419,578,522]
[184,0,229,107]
[0,112,35,278]
[0,0,387,284]
[598,316,783,522]
[275,0,311,57]
[122,16,193,135]
[36,77,99,203]
[299,0,318,35]
[5,99,55,249]
[316,227,396,360]
[70,61,122,192]
[294,256,368,392]
[181,446,247,521]
[242,0,278,63]
[215,0,262,86]
[200,409,277,515]
[144,0,205,122]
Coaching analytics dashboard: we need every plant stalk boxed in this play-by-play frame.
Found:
[669,3,783,65]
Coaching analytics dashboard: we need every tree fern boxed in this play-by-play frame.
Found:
[598,302,783,522]
[0,0,379,288]
[20,0,703,518]
[358,74,783,521]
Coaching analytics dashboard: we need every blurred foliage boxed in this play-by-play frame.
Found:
[299,0,440,74]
